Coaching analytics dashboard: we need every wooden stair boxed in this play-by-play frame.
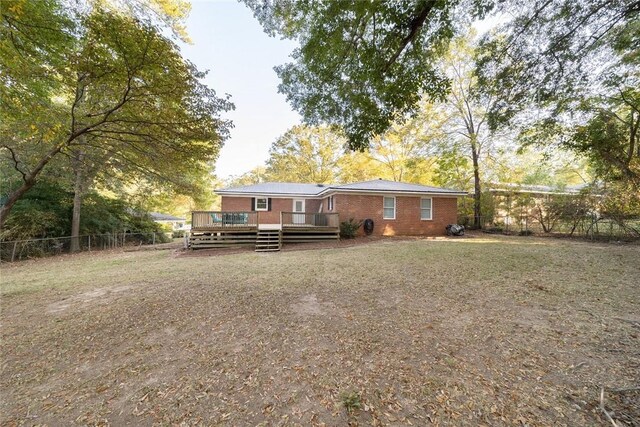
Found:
[255,229,282,252]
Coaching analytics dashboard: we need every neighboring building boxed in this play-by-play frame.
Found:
[481,182,598,230]
[188,179,466,251]
[149,212,187,231]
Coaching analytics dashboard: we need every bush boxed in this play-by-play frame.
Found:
[340,218,362,239]
[172,230,185,238]
[519,229,534,236]
[1,180,166,241]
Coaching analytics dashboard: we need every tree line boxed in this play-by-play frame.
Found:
[241,0,639,228]
[1,0,232,246]
[1,0,637,243]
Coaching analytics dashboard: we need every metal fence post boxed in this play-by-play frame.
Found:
[88,235,91,252]
[11,241,17,262]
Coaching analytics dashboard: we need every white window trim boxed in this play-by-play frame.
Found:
[328,195,334,211]
[255,197,268,211]
[383,196,396,220]
[420,197,433,220]
[292,198,305,212]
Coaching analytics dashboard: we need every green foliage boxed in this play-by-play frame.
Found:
[476,1,639,190]
[339,390,362,414]
[266,125,344,183]
[477,0,638,129]
[0,180,72,241]
[339,218,363,239]
[569,109,639,184]
[244,0,472,150]
[600,181,640,221]
[1,180,164,242]
[1,0,233,227]
[458,193,495,228]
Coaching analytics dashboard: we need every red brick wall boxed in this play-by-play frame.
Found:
[221,194,458,235]
[220,196,323,224]
[334,194,458,236]
[306,199,322,213]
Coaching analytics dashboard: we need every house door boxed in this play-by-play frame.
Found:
[293,199,305,225]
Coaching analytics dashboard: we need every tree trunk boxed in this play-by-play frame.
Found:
[70,151,85,252]
[470,136,482,229]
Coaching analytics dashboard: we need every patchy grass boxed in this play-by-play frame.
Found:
[1,235,639,426]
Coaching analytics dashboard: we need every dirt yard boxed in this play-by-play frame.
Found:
[1,235,638,426]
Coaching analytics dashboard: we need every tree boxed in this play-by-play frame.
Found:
[265,125,344,183]
[336,151,385,183]
[1,2,234,246]
[243,0,490,150]
[226,166,269,188]
[368,107,437,183]
[436,35,502,227]
[476,0,639,185]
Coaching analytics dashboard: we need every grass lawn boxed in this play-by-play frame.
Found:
[1,235,639,426]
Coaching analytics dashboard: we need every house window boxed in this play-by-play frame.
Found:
[383,196,395,220]
[421,197,432,220]
[328,195,334,211]
[255,197,268,211]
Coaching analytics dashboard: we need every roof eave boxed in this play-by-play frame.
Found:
[321,188,466,197]
[215,190,323,197]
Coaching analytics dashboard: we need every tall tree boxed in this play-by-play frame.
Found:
[243,0,490,150]
[436,34,503,227]
[265,125,344,183]
[226,166,269,187]
[476,0,639,185]
[368,109,437,183]
[0,2,233,239]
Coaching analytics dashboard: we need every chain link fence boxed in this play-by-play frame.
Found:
[459,214,640,242]
[0,232,177,263]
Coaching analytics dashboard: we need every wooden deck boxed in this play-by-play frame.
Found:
[188,211,339,250]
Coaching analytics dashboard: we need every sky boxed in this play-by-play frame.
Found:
[178,0,301,181]
[178,2,504,181]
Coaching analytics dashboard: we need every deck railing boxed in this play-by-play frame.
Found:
[281,212,340,228]
[191,211,257,229]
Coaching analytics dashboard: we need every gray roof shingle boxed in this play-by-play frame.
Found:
[331,179,463,194]
[216,182,328,196]
[217,179,464,196]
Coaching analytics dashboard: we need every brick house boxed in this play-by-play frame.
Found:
[188,180,465,251]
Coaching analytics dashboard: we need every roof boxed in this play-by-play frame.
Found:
[487,182,591,195]
[331,180,463,194]
[216,182,329,196]
[216,179,465,197]
[149,212,186,221]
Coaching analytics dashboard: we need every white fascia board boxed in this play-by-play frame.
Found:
[215,191,323,198]
[319,189,466,197]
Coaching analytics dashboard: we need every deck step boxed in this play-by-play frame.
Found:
[255,229,282,252]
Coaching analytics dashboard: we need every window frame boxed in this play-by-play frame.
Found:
[420,197,433,220]
[383,196,396,220]
[255,197,268,211]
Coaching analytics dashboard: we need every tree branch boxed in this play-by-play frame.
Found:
[381,1,435,74]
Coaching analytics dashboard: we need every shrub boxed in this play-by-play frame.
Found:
[340,218,362,239]
[519,229,534,236]
[340,390,362,414]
